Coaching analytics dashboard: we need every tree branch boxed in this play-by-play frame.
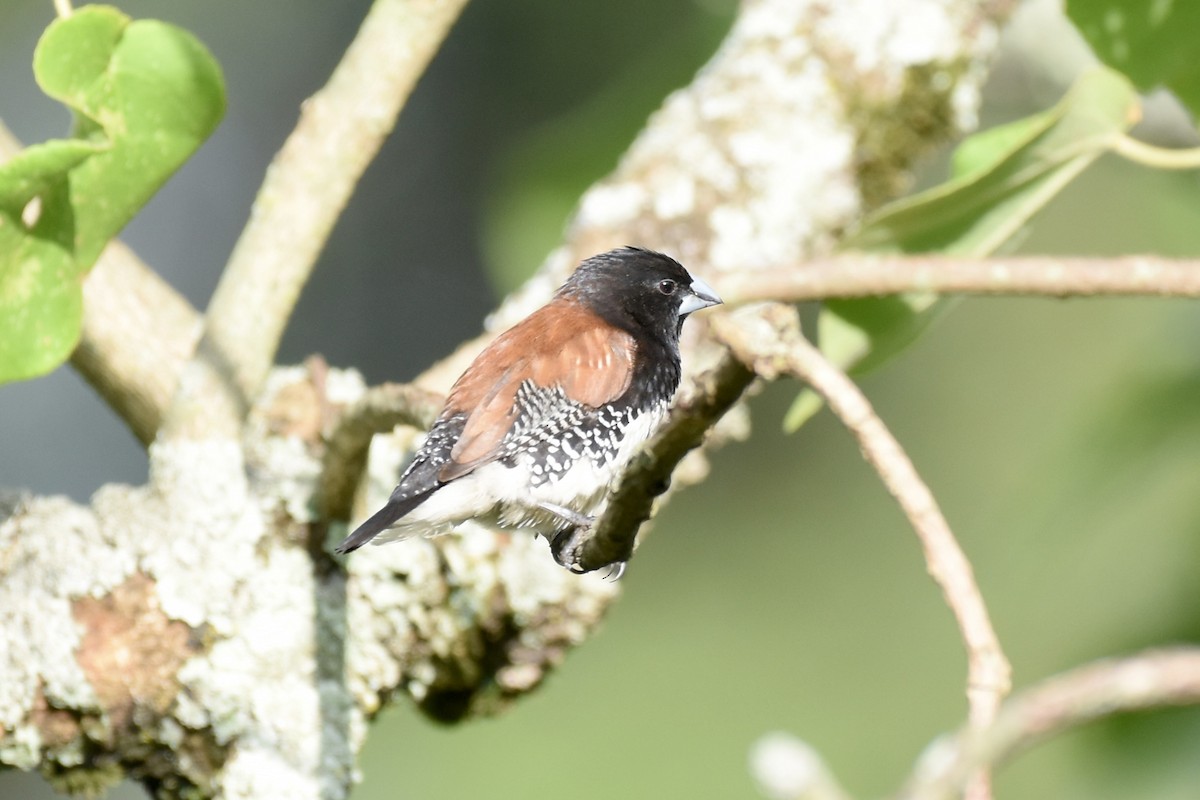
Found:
[319,382,443,521]
[900,648,1200,800]
[161,0,470,441]
[722,255,1200,304]
[713,305,1012,794]
[71,245,202,445]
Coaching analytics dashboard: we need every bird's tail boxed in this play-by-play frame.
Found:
[334,489,436,554]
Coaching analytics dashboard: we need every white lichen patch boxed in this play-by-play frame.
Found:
[816,0,956,76]
[246,366,369,525]
[577,183,648,229]
[320,366,370,408]
[0,724,43,771]
[174,536,360,800]
[343,538,446,713]
[653,174,697,219]
[813,0,996,133]
[218,744,321,800]
[567,0,865,274]
[499,535,617,623]
[343,508,619,715]
[0,496,132,768]
[555,0,998,283]
[1,367,371,795]
[253,432,323,524]
[141,440,266,633]
[141,378,372,798]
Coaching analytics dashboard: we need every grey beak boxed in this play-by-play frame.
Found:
[679,275,722,316]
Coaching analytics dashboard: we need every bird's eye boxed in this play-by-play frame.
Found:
[657,279,677,295]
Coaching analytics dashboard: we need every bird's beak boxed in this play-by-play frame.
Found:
[679,276,722,315]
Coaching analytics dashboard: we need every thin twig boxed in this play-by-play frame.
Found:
[162,0,469,441]
[319,382,443,521]
[899,648,1200,800]
[553,349,756,573]
[720,255,1200,305]
[713,304,1011,796]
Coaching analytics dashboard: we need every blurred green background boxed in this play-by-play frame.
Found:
[2,0,1200,798]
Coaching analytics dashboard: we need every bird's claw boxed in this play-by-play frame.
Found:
[549,525,586,571]
[603,561,627,581]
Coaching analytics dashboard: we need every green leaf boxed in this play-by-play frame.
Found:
[781,388,825,433]
[949,111,1052,182]
[0,139,105,214]
[785,67,1140,431]
[819,293,948,374]
[32,5,226,266]
[843,66,1140,257]
[0,5,225,384]
[1067,0,1200,120]
[0,223,81,381]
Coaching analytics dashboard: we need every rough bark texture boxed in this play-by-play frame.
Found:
[0,0,1013,797]
[71,245,202,446]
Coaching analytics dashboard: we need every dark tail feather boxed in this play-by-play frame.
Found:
[335,489,435,554]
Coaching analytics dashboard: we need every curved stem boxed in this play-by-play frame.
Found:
[715,305,1012,796]
[1112,134,1200,170]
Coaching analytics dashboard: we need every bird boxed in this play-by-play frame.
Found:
[334,246,721,573]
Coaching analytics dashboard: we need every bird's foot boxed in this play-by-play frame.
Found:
[547,523,626,581]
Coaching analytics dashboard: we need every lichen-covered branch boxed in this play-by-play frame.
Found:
[0,367,624,798]
[900,648,1200,800]
[161,0,470,441]
[319,382,443,521]
[721,255,1200,304]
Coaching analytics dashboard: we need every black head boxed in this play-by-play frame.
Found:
[558,247,722,344]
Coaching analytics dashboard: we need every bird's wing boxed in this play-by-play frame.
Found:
[438,305,636,482]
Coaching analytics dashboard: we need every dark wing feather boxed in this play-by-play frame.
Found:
[334,486,438,554]
[438,301,636,482]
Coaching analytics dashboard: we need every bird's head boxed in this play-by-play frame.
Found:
[560,247,722,343]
